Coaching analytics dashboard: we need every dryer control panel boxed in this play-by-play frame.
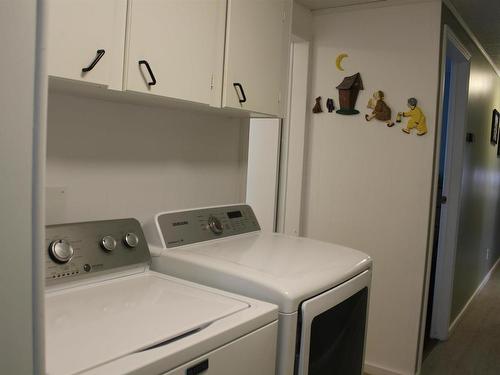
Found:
[157,205,260,248]
[45,218,151,285]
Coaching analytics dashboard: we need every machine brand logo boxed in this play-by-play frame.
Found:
[172,221,188,227]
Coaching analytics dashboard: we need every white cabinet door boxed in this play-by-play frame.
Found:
[125,0,226,106]
[46,0,125,87]
[223,0,289,117]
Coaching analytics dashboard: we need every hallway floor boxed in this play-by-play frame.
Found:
[421,263,500,375]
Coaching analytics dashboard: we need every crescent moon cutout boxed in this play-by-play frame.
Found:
[336,53,349,71]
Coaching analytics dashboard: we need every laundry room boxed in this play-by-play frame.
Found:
[2,1,500,375]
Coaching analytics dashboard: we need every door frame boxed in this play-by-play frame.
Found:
[429,25,471,341]
[416,24,471,373]
[276,37,310,236]
[0,0,47,373]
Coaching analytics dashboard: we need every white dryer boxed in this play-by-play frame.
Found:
[144,205,373,375]
[44,218,278,375]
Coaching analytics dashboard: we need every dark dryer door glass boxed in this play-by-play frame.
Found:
[308,287,368,375]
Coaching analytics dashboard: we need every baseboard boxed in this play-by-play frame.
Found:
[365,362,406,375]
[448,256,500,334]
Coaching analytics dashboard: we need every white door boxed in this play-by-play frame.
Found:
[429,26,471,340]
[46,0,124,87]
[125,0,226,106]
[223,0,288,116]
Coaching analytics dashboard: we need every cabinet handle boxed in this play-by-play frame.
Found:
[233,83,247,103]
[139,60,157,86]
[82,49,105,73]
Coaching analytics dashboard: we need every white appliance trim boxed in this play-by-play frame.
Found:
[297,269,371,375]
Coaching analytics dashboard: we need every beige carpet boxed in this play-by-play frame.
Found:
[421,263,500,375]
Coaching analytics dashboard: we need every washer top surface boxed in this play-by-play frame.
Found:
[45,271,250,375]
[151,232,372,313]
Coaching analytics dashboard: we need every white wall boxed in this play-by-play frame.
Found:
[301,2,442,374]
[292,1,312,41]
[46,92,248,225]
[0,1,45,373]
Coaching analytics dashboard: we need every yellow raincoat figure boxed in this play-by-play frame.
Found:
[400,98,427,136]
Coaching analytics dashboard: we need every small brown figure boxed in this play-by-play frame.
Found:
[312,96,323,113]
[326,98,335,113]
[365,90,394,127]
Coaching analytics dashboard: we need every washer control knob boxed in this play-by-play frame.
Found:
[100,236,117,252]
[208,216,223,235]
[124,232,139,248]
[49,240,74,264]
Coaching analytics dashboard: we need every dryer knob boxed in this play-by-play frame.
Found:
[124,232,139,248]
[208,216,224,235]
[49,240,74,264]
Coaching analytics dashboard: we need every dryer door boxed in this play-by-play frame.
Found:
[297,270,371,375]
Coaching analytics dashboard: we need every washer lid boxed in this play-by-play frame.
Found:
[153,233,372,313]
[45,273,249,375]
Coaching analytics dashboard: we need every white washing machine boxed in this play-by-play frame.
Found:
[144,205,373,375]
[44,218,278,375]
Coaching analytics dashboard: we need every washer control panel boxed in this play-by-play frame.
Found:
[45,218,150,285]
[157,205,260,248]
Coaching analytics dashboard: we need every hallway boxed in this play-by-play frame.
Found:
[421,263,500,375]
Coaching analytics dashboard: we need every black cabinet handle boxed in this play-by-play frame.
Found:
[139,60,157,86]
[233,83,247,103]
[186,359,208,375]
[82,49,105,73]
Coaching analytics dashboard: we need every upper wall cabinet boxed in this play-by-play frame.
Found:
[46,0,291,117]
[124,0,226,106]
[46,0,127,88]
[222,0,290,117]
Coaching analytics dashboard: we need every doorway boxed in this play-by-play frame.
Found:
[424,26,471,355]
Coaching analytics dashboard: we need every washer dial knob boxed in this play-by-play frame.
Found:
[100,236,117,252]
[124,232,139,248]
[208,216,223,235]
[49,240,74,264]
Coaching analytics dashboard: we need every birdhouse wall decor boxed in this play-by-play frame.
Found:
[336,72,364,115]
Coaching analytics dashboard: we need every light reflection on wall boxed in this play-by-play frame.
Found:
[468,71,494,95]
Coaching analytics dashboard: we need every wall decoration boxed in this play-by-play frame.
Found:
[490,109,499,145]
[497,133,500,157]
[466,132,475,143]
[365,91,394,127]
[312,96,323,113]
[335,53,349,71]
[336,73,363,115]
[326,98,335,113]
[399,97,428,136]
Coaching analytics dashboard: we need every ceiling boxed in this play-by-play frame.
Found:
[295,0,387,10]
[448,0,500,72]
[295,0,500,74]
